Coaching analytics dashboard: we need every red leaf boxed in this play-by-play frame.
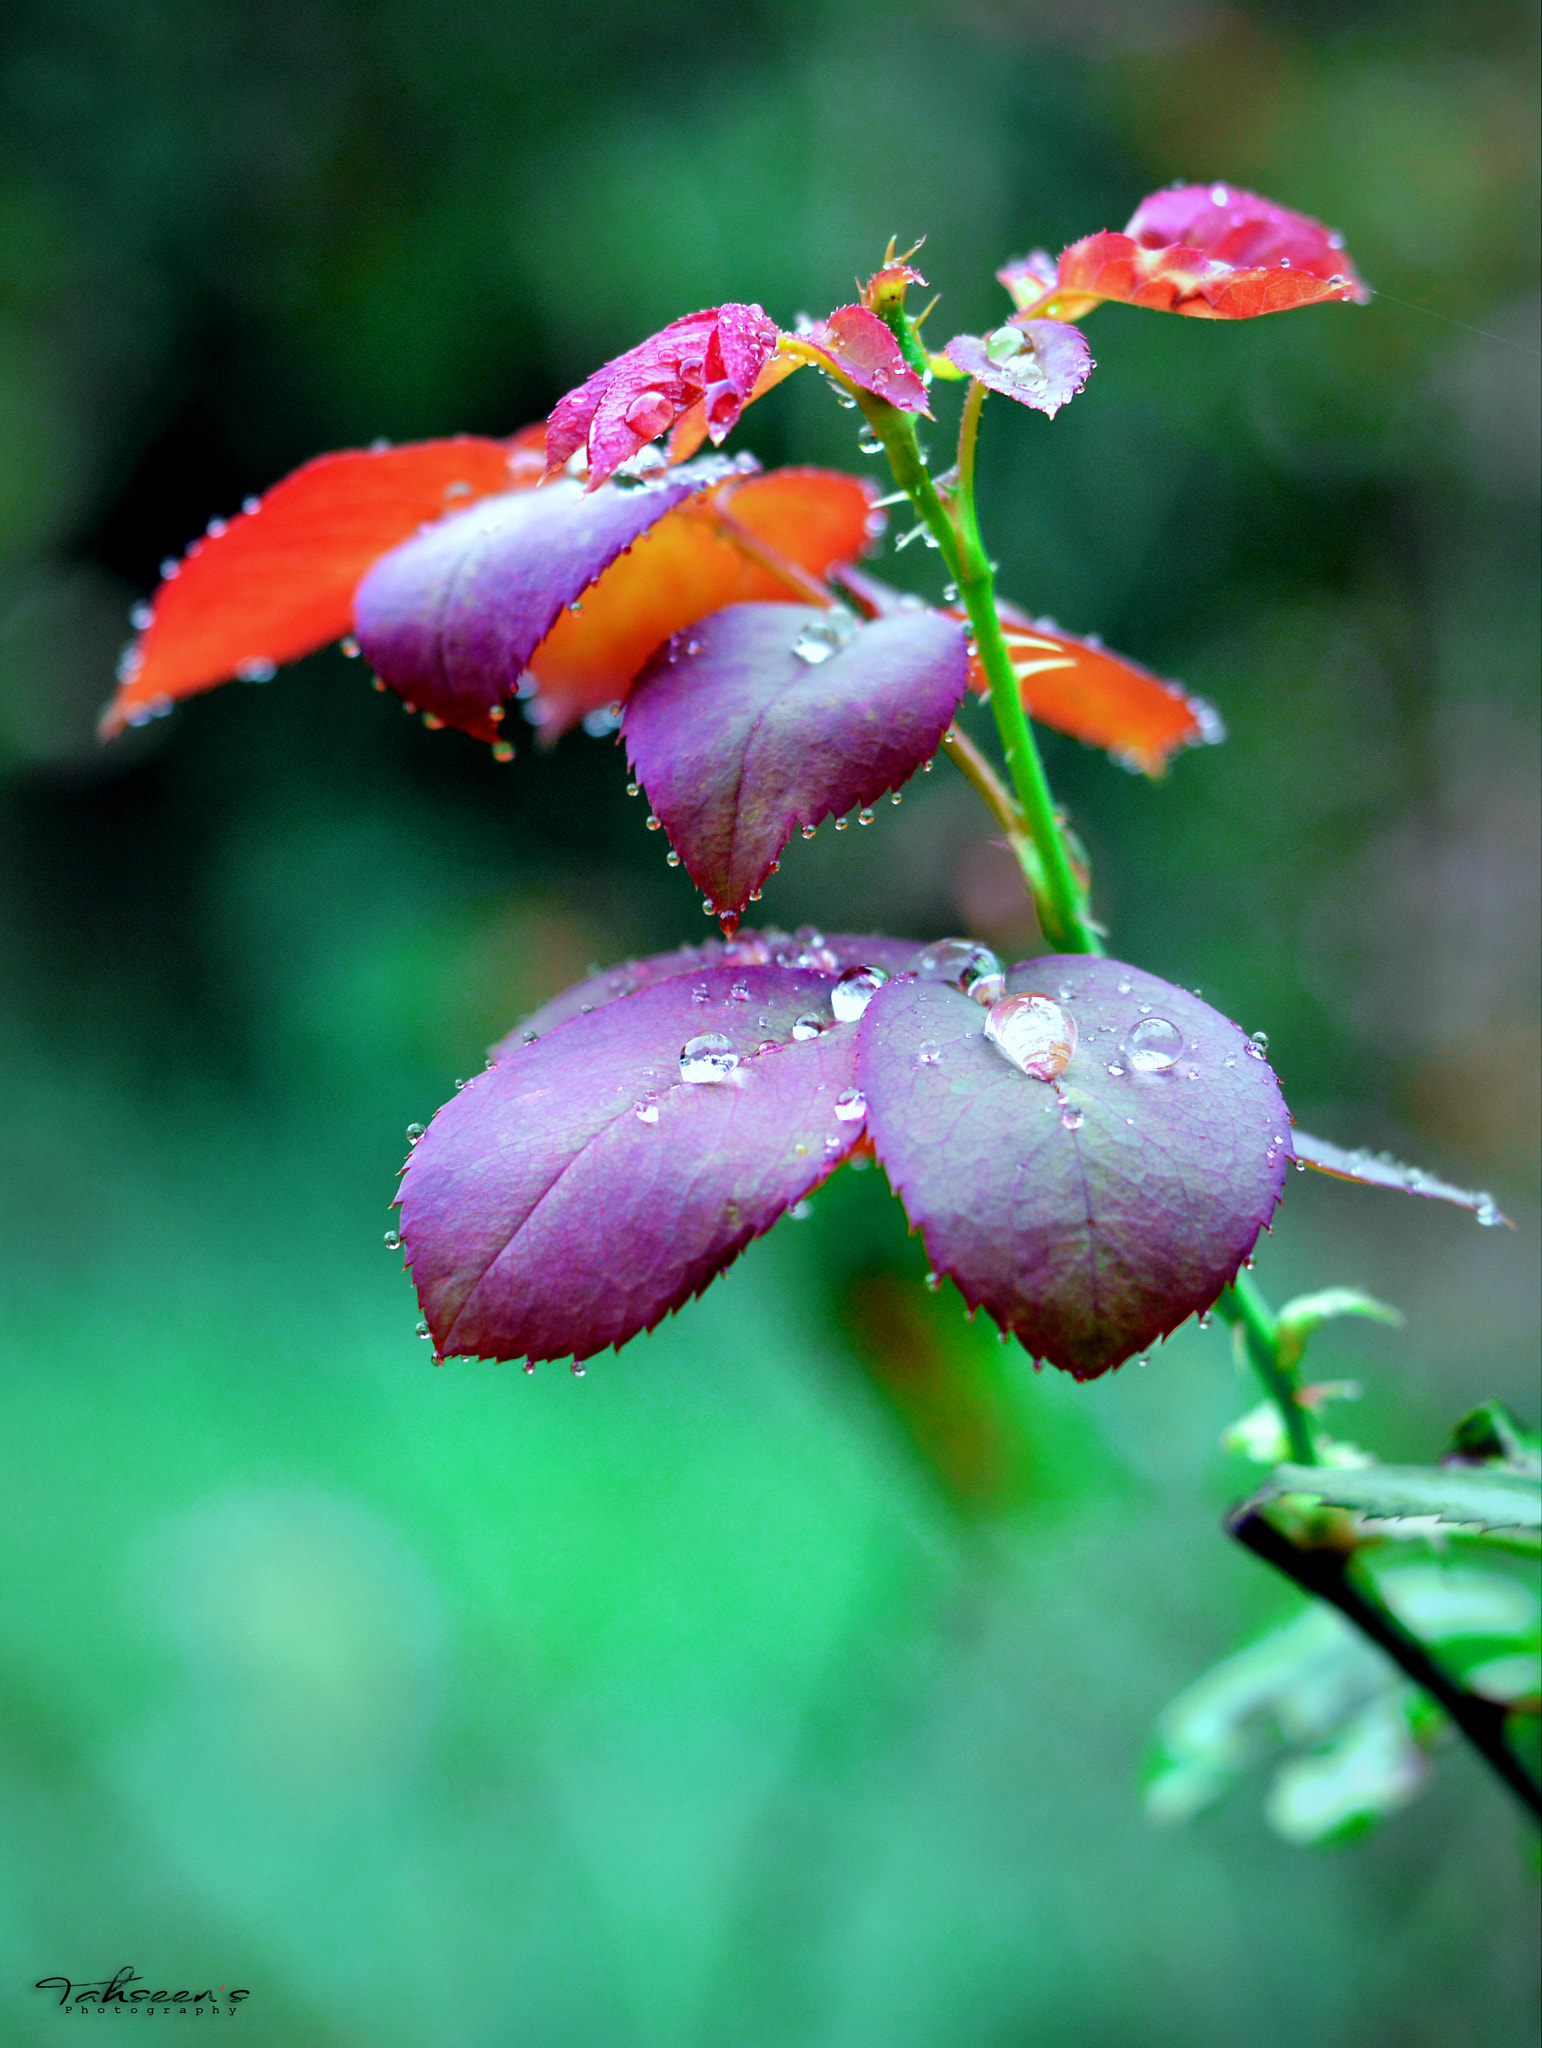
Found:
[544,304,782,488]
[943,321,1093,418]
[1001,184,1367,323]
[967,608,1222,775]
[524,467,879,736]
[790,306,931,413]
[101,431,544,738]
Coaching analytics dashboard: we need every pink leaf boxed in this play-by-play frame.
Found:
[943,321,1094,418]
[545,305,783,488]
[791,306,931,413]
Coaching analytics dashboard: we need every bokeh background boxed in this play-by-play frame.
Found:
[1,0,1537,2041]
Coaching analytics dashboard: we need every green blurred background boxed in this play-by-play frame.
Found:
[1,0,1537,2041]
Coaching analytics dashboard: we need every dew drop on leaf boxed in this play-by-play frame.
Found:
[915,1040,942,1067]
[633,1098,660,1124]
[831,965,888,1022]
[1060,1103,1085,1131]
[1124,1017,1183,1073]
[383,1230,401,1249]
[791,1013,824,1041]
[914,938,1004,1004]
[982,993,1077,1081]
[834,1087,867,1123]
[406,1122,425,1144]
[679,1033,739,1083]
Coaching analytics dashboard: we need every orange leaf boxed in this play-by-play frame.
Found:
[968,610,1222,774]
[526,468,879,736]
[101,429,546,737]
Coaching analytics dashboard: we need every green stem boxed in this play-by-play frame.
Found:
[857,381,1100,955]
[1215,1271,1318,1467]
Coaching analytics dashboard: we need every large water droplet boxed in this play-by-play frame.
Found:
[679,1033,739,1083]
[914,937,1005,1004]
[1123,1017,1182,1073]
[983,993,1077,1081]
[831,964,887,1022]
[792,616,850,666]
[985,324,1027,365]
[833,1087,866,1123]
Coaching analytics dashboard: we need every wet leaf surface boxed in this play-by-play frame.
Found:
[1290,1129,1509,1226]
[856,956,1291,1377]
[400,963,870,1364]
[490,928,923,1057]
[624,602,968,919]
[353,462,729,742]
[944,321,1093,418]
[101,433,541,736]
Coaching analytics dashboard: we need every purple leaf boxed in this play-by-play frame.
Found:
[400,962,874,1364]
[944,321,1094,418]
[1291,1129,1510,1227]
[623,602,969,919]
[490,927,924,1059]
[856,958,1291,1378]
[352,461,735,742]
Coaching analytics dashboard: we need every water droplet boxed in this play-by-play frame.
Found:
[406,1122,425,1144]
[727,980,751,1002]
[679,1033,739,1083]
[986,324,1027,365]
[522,1361,536,1376]
[1475,1199,1503,1227]
[235,657,277,682]
[890,791,902,806]
[914,938,1004,1004]
[831,964,888,1022]
[788,1199,813,1220]
[1210,183,1229,206]
[626,781,640,796]
[801,824,817,840]
[1060,1102,1085,1131]
[634,1098,660,1123]
[1197,1311,1211,1330]
[1106,1063,1125,1078]
[983,993,1077,1081]
[834,1088,866,1123]
[834,815,848,831]
[340,635,360,658]
[1243,1256,1256,1271]
[571,1362,587,1377]
[1245,1030,1270,1059]
[1136,1002,1152,1016]
[791,1012,824,1041]
[922,758,933,772]
[1116,978,1132,996]
[645,813,662,830]
[383,1229,401,1249]
[857,431,883,455]
[857,808,874,826]
[492,741,514,762]
[422,712,444,730]
[915,1040,942,1067]
[792,616,851,666]
[924,1271,942,1291]
[666,851,681,866]
[1123,1017,1183,1073]
[1136,1356,1149,1369]
[1185,1065,1199,1080]
[416,1319,431,1340]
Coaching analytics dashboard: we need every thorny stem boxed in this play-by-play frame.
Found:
[853,372,1101,954]
[1228,1505,1542,1822]
[1214,1272,1318,1467]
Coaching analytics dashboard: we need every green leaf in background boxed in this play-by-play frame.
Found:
[1273,1286,1402,1372]
[1265,1463,1542,1536]
[1148,1565,1540,1844]
[1448,1401,1542,1477]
